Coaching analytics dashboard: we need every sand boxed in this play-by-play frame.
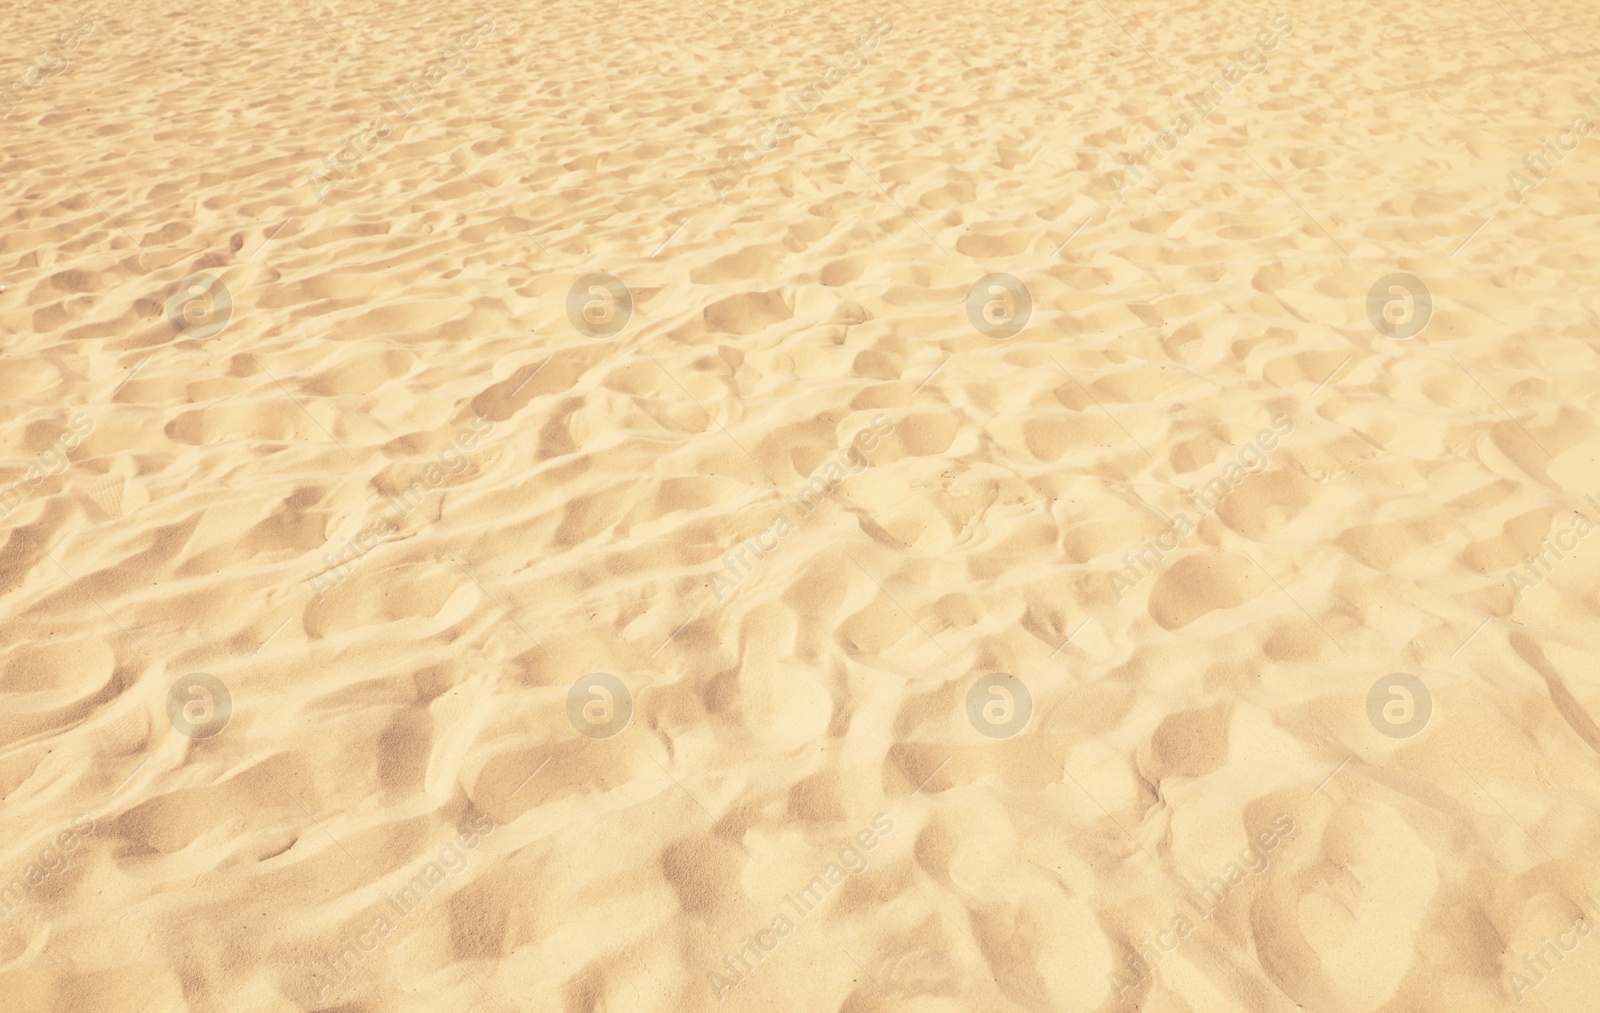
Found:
[3,0,1600,1009]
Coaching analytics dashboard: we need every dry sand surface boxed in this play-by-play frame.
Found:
[4,0,1600,1009]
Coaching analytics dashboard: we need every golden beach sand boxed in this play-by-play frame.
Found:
[3,0,1600,1009]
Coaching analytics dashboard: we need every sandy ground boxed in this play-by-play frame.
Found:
[3,0,1600,1010]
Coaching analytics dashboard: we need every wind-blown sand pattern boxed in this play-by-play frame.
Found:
[4,0,1600,1009]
